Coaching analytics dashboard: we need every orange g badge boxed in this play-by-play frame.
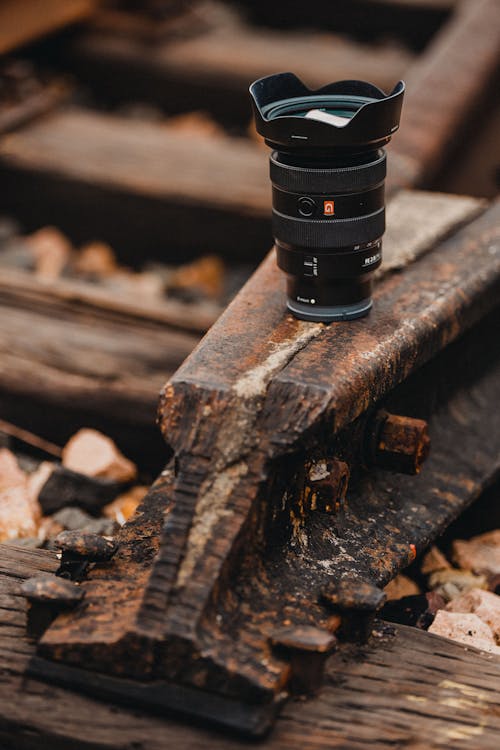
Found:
[323,200,335,215]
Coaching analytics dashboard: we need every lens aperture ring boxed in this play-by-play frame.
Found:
[273,207,385,248]
[270,150,386,194]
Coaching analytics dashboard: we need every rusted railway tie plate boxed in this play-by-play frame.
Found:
[24,196,500,735]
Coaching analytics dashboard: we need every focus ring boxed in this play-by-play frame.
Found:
[272,207,385,248]
[270,150,386,194]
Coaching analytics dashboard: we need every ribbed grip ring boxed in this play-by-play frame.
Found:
[270,150,386,194]
[273,207,385,248]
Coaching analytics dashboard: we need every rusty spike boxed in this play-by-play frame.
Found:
[368,411,430,475]
[270,625,337,696]
[55,530,117,562]
[307,458,350,512]
[321,580,386,643]
[21,574,84,640]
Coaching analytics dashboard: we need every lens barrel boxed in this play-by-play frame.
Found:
[249,74,405,322]
[272,149,385,321]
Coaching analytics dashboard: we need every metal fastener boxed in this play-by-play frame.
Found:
[307,458,350,512]
[270,624,337,695]
[55,530,118,561]
[320,580,386,643]
[21,574,84,640]
[367,411,430,475]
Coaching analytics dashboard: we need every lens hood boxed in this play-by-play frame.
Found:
[250,73,404,153]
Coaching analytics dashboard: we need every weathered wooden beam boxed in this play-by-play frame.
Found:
[64,3,414,120]
[0,281,200,466]
[0,0,496,262]
[233,0,455,51]
[2,515,500,746]
[0,0,97,55]
[30,196,500,733]
[388,0,500,192]
[0,109,270,261]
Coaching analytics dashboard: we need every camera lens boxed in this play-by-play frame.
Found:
[250,74,405,322]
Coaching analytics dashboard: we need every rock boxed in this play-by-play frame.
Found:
[102,269,165,299]
[37,515,64,545]
[446,588,500,642]
[428,611,500,654]
[51,506,94,531]
[0,216,20,246]
[27,461,55,502]
[452,530,500,577]
[26,226,72,280]
[0,447,26,490]
[0,448,40,542]
[36,463,125,514]
[489,574,500,595]
[73,241,117,278]
[381,591,445,629]
[384,573,420,600]
[44,503,120,538]
[421,545,451,575]
[428,568,487,602]
[62,429,137,483]
[3,536,43,549]
[0,240,36,270]
[168,255,225,300]
[104,485,148,524]
[167,111,225,139]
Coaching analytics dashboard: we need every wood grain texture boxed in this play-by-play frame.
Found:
[0,0,96,55]
[34,198,500,721]
[0,108,270,261]
[389,0,500,192]
[0,543,499,749]
[67,4,413,119]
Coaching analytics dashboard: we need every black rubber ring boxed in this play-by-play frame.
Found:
[270,150,386,194]
[272,207,385,248]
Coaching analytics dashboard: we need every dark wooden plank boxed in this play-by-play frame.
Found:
[0,544,499,749]
[0,0,97,55]
[66,3,414,121]
[389,0,500,192]
[0,108,270,261]
[0,287,200,467]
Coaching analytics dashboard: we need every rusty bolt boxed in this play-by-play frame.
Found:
[320,580,386,643]
[367,411,430,475]
[21,574,84,640]
[270,625,337,695]
[307,458,350,512]
[55,530,118,562]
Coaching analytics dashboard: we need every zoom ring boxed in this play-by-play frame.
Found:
[270,150,386,194]
[272,207,385,248]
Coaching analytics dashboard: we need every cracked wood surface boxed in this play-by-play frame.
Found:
[1,544,500,749]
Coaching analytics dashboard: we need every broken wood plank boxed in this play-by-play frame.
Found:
[0,0,97,56]
[0,543,499,749]
[388,0,500,192]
